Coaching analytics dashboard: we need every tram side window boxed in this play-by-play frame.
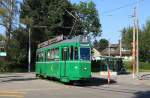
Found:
[62,47,69,61]
[54,48,59,61]
[51,49,54,60]
[70,46,73,60]
[47,50,51,61]
[74,47,78,60]
[37,52,44,62]
[47,48,60,61]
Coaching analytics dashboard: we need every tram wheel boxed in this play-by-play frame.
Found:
[35,74,41,79]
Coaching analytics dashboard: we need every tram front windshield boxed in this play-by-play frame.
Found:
[80,47,90,60]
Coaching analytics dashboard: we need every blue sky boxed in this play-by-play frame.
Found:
[1,0,150,44]
[71,0,150,43]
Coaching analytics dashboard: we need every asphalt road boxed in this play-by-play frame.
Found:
[0,73,150,98]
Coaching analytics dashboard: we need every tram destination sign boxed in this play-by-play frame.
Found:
[38,35,63,48]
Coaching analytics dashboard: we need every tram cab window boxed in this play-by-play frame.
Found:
[74,47,78,60]
[80,47,90,60]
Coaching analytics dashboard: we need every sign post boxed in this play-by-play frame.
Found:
[107,64,111,84]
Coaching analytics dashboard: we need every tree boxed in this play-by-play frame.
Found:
[0,34,5,40]
[21,0,74,39]
[0,0,18,40]
[98,39,109,51]
[20,0,101,64]
[20,0,75,64]
[93,39,99,49]
[0,0,18,60]
[140,19,150,62]
[73,1,101,37]
[121,27,133,49]
[121,19,150,62]
[8,28,28,63]
[93,38,108,52]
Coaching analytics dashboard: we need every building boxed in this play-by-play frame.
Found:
[0,40,6,61]
[92,48,101,60]
[101,43,132,61]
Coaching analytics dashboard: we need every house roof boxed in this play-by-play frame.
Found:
[92,48,101,57]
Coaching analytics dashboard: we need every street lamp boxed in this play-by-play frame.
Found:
[28,28,31,72]
[28,25,47,72]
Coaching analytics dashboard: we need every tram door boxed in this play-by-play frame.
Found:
[62,47,68,76]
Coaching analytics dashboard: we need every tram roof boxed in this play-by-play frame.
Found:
[37,35,90,52]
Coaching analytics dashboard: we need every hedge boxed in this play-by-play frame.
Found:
[0,61,34,73]
[124,61,150,71]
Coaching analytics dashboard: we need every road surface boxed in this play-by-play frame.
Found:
[0,72,150,98]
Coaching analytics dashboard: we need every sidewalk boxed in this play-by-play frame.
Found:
[92,72,150,86]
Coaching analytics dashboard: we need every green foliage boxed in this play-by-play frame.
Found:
[0,0,101,72]
[0,34,5,40]
[0,61,8,72]
[73,1,101,36]
[18,0,101,65]
[21,0,74,38]
[121,19,150,62]
[20,0,76,64]
[121,27,133,49]
[8,28,28,64]
[98,39,109,51]
[0,61,28,72]
[0,0,18,37]
[93,38,108,51]
[0,8,5,15]
[140,19,150,61]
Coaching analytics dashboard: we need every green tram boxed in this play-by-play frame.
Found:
[35,35,91,83]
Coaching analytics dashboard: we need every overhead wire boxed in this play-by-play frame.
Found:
[101,0,144,15]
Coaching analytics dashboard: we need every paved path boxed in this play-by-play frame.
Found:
[0,72,150,98]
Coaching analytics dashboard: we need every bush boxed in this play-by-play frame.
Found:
[0,61,33,73]
[0,61,8,72]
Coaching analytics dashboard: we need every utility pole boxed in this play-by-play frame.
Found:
[136,0,139,77]
[119,38,122,57]
[108,41,111,56]
[28,27,31,72]
[132,3,140,78]
[132,7,136,78]
[27,25,47,72]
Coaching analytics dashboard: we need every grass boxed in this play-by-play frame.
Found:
[124,61,150,72]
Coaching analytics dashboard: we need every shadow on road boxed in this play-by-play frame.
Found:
[1,78,36,82]
[73,77,142,94]
[0,75,22,78]
[74,77,116,86]
[134,91,150,98]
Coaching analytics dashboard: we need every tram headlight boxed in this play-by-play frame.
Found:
[83,67,87,70]
[74,66,78,69]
